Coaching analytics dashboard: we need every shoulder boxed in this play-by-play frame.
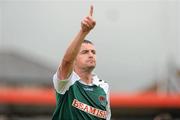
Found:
[95,79,110,94]
[98,79,109,86]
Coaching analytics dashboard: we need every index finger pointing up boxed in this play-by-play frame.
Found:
[89,5,93,17]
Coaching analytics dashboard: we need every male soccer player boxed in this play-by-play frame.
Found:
[52,5,111,120]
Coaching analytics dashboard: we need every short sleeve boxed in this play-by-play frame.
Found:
[53,71,80,94]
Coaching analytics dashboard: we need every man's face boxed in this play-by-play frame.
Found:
[74,43,96,71]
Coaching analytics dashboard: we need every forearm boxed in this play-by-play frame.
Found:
[57,29,89,80]
[63,29,89,62]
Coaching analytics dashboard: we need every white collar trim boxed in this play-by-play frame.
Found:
[72,71,100,86]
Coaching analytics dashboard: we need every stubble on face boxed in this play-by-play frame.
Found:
[74,43,96,72]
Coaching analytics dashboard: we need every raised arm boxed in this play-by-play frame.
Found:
[57,5,96,80]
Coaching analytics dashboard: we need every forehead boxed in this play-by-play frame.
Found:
[80,43,96,51]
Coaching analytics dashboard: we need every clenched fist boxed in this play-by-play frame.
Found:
[81,5,96,33]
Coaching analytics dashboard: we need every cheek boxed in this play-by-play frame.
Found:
[76,56,84,63]
[94,55,97,60]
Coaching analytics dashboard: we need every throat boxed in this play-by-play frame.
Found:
[78,73,93,84]
[80,77,93,85]
[74,68,93,84]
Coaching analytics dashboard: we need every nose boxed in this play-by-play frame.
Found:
[88,51,94,58]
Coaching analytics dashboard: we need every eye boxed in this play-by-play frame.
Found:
[91,50,96,54]
[81,50,88,54]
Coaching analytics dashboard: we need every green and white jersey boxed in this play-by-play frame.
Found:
[52,71,111,120]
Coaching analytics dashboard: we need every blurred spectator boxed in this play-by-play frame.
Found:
[154,113,173,120]
[157,59,180,95]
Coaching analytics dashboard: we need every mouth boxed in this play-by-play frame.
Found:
[87,60,95,64]
[87,59,95,63]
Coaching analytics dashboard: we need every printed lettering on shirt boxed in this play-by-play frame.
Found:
[83,87,93,91]
[72,99,107,119]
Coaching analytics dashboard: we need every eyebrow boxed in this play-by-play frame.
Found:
[80,49,96,54]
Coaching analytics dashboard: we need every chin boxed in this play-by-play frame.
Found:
[89,65,96,69]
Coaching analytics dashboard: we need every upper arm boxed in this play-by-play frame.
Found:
[57,59,73,80]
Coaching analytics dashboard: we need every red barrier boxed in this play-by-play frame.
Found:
[111,93,180,108]
[0,87,56,105]
[0,87,180,108]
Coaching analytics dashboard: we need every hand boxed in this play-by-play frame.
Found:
[81,5,96,33]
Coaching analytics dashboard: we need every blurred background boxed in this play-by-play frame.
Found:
[0,0,180,119]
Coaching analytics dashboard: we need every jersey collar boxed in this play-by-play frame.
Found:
[73,71,100,86]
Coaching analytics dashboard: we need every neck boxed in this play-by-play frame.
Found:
[74,68,93,84]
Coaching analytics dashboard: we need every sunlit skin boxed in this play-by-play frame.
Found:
[74,43,96,74]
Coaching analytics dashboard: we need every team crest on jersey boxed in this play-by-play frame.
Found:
[98,95,107,106]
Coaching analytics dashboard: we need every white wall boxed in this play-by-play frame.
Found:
[0,0,179,92]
